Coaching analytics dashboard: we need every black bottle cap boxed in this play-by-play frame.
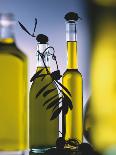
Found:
[36,34,49,43]
[64,12,81,21]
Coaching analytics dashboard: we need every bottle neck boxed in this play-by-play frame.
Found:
[36,43,49,68]
[0,25,15,43]
[66,21,78,69]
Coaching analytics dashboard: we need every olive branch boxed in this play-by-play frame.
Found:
[18,18,73,138]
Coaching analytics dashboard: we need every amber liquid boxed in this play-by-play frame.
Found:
[29,67,58,152]
[62,41,83,143]
[0,38,28,150]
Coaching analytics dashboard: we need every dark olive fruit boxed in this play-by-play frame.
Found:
[56,137,66,149]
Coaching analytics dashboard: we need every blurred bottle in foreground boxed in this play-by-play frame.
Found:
[84,0,116,154]
[83,97,92,143]
[0,13,28,153]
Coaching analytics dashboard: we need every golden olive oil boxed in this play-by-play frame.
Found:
[0,38,28,150]
[90,2,116,152]
[29,67,58,149]
[62,41,83,143]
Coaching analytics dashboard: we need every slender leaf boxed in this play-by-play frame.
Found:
[41,75,46,81]
[39,74,47,77]
[30,68,44,82]
[33,18,37,36]
[18,21,32,36]
[35,74,47,78]
[43,94,58,106]
[61,91,73,116]
[43,88,56,97]
[52,101,62,111]
[46,97,62,110]
[56,80,72,97]
[62,92,73,110]
[50,107,62,120]
[62,98,68,115]
[36,82,52,98]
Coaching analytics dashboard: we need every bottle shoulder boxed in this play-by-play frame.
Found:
[0,42,27,61]
[30,67,51,85]
[30,70,58,94]
[63,69,82,77]
[14,44,27,60]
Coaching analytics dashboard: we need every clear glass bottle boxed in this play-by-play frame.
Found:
[0,13,28,153]
[62,12,83,143]
[29,34,59,154]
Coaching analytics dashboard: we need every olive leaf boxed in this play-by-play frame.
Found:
[50,107,62,120]
[18,18,37,37]
[33,18,37,36]
[41,74,47,81]
[62,91,73,110]
[56,80,72,97]
[43,88,56,97]
[43,94,59,106]
[46,97,62,110]
[30,68,44,82]
[36,82,52,98]
[62,98,69,115]
[48,85,73,120]
[18,21,32,36]
[52,101,62,112]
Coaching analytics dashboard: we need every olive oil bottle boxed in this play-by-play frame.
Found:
[0,13,28,152]
[29,34,58,154]
[62,12,83,143]
[89,0,116,153]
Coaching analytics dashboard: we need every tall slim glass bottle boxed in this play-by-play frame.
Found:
[0,13,28,153]
[29,34,58,154]
[62,12,83,143]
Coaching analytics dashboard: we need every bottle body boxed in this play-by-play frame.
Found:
[0,39,28,151]
[29,67,58,153]
[62,69,83,142]
[62,38,83,143]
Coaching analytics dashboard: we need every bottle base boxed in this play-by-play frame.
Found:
[0,150,29,155]
[30,146,56,154]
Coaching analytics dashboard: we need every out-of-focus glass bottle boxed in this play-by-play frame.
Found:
[29,34,58,154]
[85,0,116,153]
[0,13,28,153]
[83,97,92,143]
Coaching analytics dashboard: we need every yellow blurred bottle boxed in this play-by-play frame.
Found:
[62,12,83,143]
[83,97,92,143]
[0,13,28,152]
[89,1,116,153]
[29,35,58,154]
